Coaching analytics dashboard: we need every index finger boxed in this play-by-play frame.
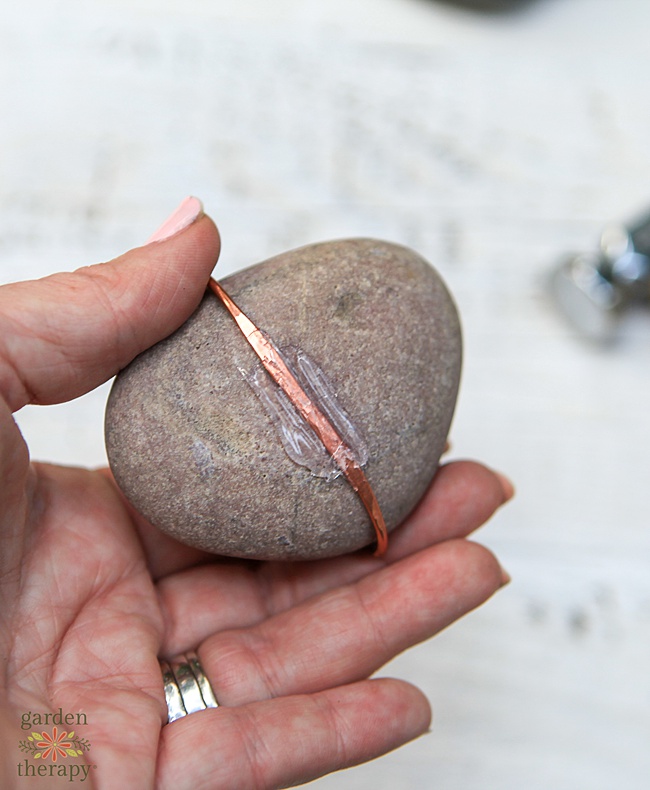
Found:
[154,460,513,656]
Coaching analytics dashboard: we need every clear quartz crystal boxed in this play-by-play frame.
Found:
[244,346,368,481]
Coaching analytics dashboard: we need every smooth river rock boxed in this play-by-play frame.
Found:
[105,239,462,560]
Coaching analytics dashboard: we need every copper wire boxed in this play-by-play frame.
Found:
[208,277,388,557]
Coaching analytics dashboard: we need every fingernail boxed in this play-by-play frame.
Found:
[500,567,512,587]
[495,471,515,503]
[147,196,203,243]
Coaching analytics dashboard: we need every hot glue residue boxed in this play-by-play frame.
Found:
[245,346,368,481]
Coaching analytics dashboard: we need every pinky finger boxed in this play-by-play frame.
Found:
[156,678,431,790]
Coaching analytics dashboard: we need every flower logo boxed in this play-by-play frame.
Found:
[19,727,91,761]
[34,727,73,762]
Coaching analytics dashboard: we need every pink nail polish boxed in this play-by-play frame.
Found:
[147,196,203,243]
[495,471,515,503]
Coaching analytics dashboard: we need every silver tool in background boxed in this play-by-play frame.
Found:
[549,210,650,342]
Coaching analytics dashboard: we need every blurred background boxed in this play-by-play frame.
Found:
[2,0,649,787]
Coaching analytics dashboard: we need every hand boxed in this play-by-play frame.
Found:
[0,206,512,789]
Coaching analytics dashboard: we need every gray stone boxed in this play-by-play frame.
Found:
[105,239,462,560]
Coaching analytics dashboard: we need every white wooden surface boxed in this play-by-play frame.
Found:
[2,1,649,788]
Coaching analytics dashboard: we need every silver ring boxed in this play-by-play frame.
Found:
[161,650,219,724]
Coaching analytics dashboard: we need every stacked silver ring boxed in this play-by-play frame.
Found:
[160,651,219,723]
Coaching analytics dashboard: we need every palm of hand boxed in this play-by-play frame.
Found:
[6,455,165,786]
[5,450,507,789]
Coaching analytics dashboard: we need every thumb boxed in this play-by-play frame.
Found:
[0,197,221,412]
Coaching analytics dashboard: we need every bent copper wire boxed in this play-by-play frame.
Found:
[208,277,388,557]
